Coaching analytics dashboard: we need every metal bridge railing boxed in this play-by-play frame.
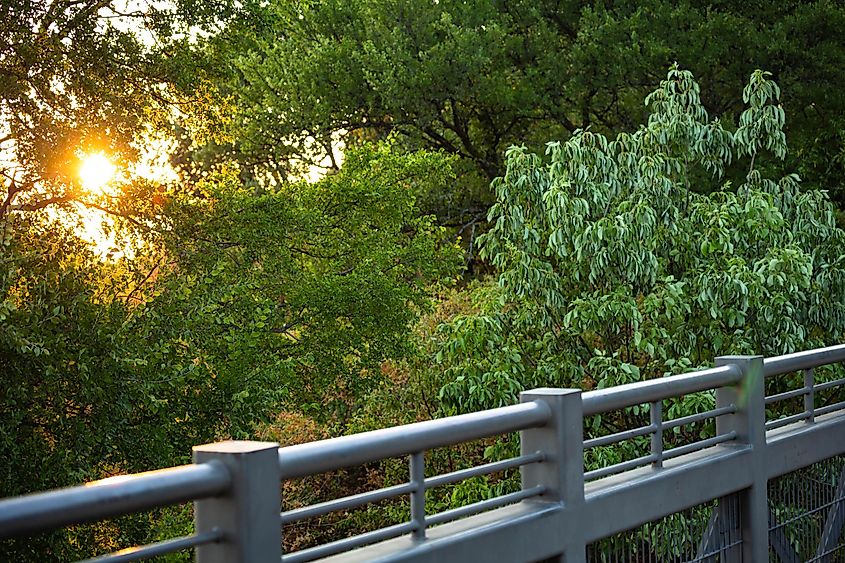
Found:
[580,363,743,480]
[1,345,844,562]
[276,401,551,563]
[764,346,845,430]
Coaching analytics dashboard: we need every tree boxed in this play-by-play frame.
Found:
[188,0,578,214]
[1,2,462,556]
[200,0,845,225]
[0,0,246,222]
[145,144,461,420]
[0,3,258,557]
[0,143,459,560]
[0,215,232,559]
[434,67,845,416]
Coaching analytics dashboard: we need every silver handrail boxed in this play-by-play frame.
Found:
[0,462,230,538]
[277,400,551,479]
[581,364,743,416]
[2,344,845,563]
[763,343,845,376]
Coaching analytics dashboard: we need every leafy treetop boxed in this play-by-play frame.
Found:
[435,67,845,413]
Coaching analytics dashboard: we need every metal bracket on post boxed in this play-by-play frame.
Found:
[520,388,585,563]
[193,441,281,563]
[715,355,766,563]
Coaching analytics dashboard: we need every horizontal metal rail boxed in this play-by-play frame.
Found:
[766,411,812,431]
[81,530,223,562]
[663,405,735,430]
[763,344,845,377]
[278,401,551,479]
[584,424,656,449]
[585,453,660,481]
[815,400,845,417]
[0,462,231,539]
[582,364,743,416]
[281,482,417,525]
[815,377,845,392]
[766,386,811,405]
[425,485,546,526]
[424,452,545,489]
[662,431,737,460]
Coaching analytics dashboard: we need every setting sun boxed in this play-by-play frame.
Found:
[79,152,116,192]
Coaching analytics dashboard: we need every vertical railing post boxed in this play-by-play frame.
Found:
[650,399,664,469]
[409,451,426,540]
[193,441,281,563]
[804,367,815,423]
[715,355,766,562]
[520,388,585,563]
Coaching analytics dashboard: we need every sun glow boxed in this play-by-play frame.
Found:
[79,152,116,192]
[74,151,125,259]
[71,139,175,260]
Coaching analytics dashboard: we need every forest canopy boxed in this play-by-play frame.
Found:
[2,0,845,559]
[199,0,845,222]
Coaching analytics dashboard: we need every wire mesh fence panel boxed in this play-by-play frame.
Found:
[586,494,742,562]
[768,455,845,563]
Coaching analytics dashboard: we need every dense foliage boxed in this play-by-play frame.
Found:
[0,144,459,559]
[147,145,460,421]
[0,0,251,222]
[2,0,845,559]
[198,0,845,222]
[435,68,845,415]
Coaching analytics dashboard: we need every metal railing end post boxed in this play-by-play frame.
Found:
[715,355,766,563]
[193,441,281,563]
[520,388,585,562]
